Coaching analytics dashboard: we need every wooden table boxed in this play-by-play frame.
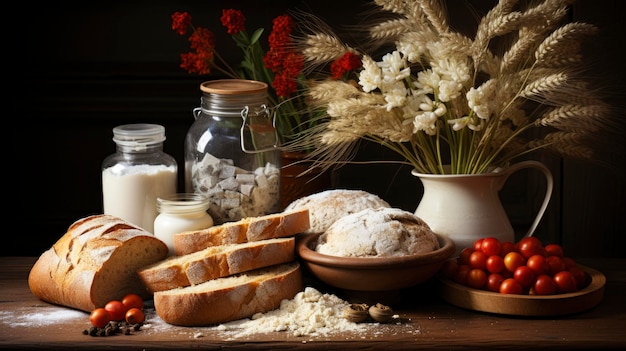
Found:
[1,256,624,350]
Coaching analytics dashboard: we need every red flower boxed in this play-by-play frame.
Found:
[189,27,215,54]
[330,52,362,80]
[171,12,192,36]
[220,9,246,35]
[263,14,303,97]
[272,73,298,98]
[180,51,212,75]
[267,15,294,49]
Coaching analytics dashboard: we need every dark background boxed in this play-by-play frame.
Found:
[10,0,625,258]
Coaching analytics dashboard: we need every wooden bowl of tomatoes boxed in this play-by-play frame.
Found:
[437,237,606,316]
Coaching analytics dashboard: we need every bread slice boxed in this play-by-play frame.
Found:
[137,237,295,293]
[172,208,310,255]
[154,262,303,326]
[28,214,169,312]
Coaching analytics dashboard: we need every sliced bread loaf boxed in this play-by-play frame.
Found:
[154,262,303,326]
[137,237,295,293]
[173,208,310,255]
[28,214,169,312]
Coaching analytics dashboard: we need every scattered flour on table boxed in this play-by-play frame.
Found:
[0,306,85,327]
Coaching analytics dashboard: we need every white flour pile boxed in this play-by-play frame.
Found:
[211,287,369,338]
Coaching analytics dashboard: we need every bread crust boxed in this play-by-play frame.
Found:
[173,209,309,255]
[154,262,303,326]
[137,238,295,292]
[28,214,169,312]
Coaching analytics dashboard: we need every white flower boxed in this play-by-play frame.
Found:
[383,81,409,111]
[467,80,496,120]
[397,33,429,63]
[414,69,438,95]
[358,55,382,93]
[437,79,463,102]
[448,115,485,131]
[379,51,411,83]
[448,116,470,131]
[406,95,446,135]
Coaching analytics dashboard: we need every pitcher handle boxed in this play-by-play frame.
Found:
[500,161,554,238]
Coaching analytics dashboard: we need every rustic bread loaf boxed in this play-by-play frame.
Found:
[284,189,391,234]
[137,237,295,293]
[28,214,169,312]
[172,209,309,255]
[316,207,440,257]
[154,261,303,326]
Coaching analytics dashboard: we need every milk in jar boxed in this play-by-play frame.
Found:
[102,124,177,233]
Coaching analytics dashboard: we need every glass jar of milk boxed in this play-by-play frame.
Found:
[154,193,213,255]
[102,124,178,233]
[185,80,281,225]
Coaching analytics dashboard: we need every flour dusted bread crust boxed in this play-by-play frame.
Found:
[284,189,391,234]
[137,237,295,293]
[154,262,303,326]
[28,214,168,312]
[316,207,440,257]
[172,209,309,255]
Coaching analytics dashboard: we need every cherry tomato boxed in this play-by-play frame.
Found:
[526,254,548,276]
[545,243,564,257]
[469,250,488,270]
[533,274,558,295]
[467,268,488,290]
[105,300,127,321]
[473,238,484,252]
[454,264,471,285]
[517,237,545,259]
[553,270,578,293]
[440,259,459,279]
[500,241,517,256]
[457,248,473,265]
[568,266,589,289]
[500,278,523,294]
[503,251,525,273]
[546,255,566,276]
[125,307,145,324]
[486,273,504,292]
[122,293,144,310]
[479,237,502,257]
[90,308,111,328]
[513,265,536,289]
[486,255,505,273]
[562,256,577,268]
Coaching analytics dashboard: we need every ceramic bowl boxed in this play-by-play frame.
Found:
[296,232,455,301]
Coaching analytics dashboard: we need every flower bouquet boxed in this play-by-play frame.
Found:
[171,8,361,150]
[291,0,616,175]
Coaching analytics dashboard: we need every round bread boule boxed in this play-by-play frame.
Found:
[315,207,440,257]
[284,189,391,234]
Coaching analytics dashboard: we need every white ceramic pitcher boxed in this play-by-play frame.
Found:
[413,161,553,256]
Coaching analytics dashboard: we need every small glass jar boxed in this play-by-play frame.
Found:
[102,124,177,233]
[184,79,281,225]
[154,193,213,255]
